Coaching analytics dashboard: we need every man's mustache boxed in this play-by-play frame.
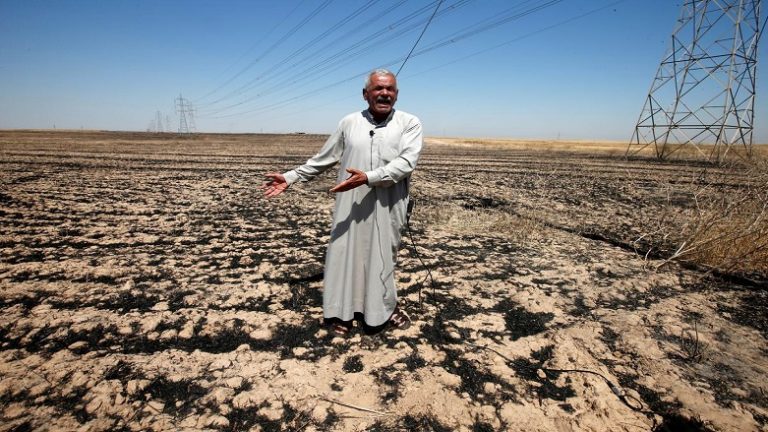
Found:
[376,96,392,104]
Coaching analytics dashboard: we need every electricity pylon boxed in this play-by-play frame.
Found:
[154,110,164,133]
[175,94,195,135]
[628,0,763,162]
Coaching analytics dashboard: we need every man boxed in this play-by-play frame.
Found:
[263,68,423,335]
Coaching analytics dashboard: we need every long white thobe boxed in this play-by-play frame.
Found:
[283,109,423,326]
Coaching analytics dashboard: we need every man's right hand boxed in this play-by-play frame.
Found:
[263,173,289,198]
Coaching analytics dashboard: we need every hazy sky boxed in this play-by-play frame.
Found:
[1,0,766,141]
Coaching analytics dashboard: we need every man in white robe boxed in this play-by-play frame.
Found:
[263,69,423,334]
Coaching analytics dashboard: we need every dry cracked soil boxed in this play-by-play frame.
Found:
[0,130,766,432]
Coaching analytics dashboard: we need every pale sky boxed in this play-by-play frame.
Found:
[1,0,766,142]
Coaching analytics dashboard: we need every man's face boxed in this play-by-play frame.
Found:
[363,74,398,118]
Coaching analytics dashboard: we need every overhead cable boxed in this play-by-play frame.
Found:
[203,0,565,119]
[199,0,460,113]
[194,0,310,103]
[199,0,334,106]
[200,0,475,116]
[396,0,444,76]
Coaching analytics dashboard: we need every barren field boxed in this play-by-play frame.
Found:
[1,130,766,431]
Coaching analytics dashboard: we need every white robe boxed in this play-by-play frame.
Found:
[283,109,423,326]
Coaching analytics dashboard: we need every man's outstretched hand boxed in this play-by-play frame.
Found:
[263,172,289,198]
[330,168,367,193]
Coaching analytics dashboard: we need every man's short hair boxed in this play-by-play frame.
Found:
[364,69,396,90]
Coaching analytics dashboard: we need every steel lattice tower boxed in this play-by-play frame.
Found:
[175,94,195,135]
[628,0,763,161]
[154,110,164,133]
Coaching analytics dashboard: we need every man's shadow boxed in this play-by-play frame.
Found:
[328,188,378,241]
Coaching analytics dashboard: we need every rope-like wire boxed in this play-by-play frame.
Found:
[468,343,646,412]
[396,0,444,76]
[404,209,437,308]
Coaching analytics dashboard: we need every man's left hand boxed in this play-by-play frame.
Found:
[330,168,368,193]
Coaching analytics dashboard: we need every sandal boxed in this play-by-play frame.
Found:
[329,322,352,336]
[389,308,411,330]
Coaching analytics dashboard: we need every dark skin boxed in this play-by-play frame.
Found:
[263,72,399,197]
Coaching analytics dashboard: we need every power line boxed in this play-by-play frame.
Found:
[274,0,410,78]
[260,0,630,125]
[194,0,311,103]
[259,0,629,126]
[200,0,334,107]
[246,0,381,91]
[216,1,415,102]
[408,0,566,58]
[198,0,458,113]
[396,0,444,76]
[405,0,628,80]
[199,0,476,117]
[233,0,548,112]
[202,0,569,120]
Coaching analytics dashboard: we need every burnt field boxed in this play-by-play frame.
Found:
[1,130,766,431]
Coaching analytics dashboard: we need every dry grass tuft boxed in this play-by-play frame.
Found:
[417,203,545,242]
[651,160,768,277]
[654,143,768,163]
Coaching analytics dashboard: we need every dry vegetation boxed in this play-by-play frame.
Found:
[1,130,767,432]
[651,162,768,277]
[428,136,768,280]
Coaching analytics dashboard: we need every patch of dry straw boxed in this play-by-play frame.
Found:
[653,160,768,277]
[417,203,544,242]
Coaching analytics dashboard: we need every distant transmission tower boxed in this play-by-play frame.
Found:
[628,0,763,161]
[154,110,165,133]
[175,94,195,135]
